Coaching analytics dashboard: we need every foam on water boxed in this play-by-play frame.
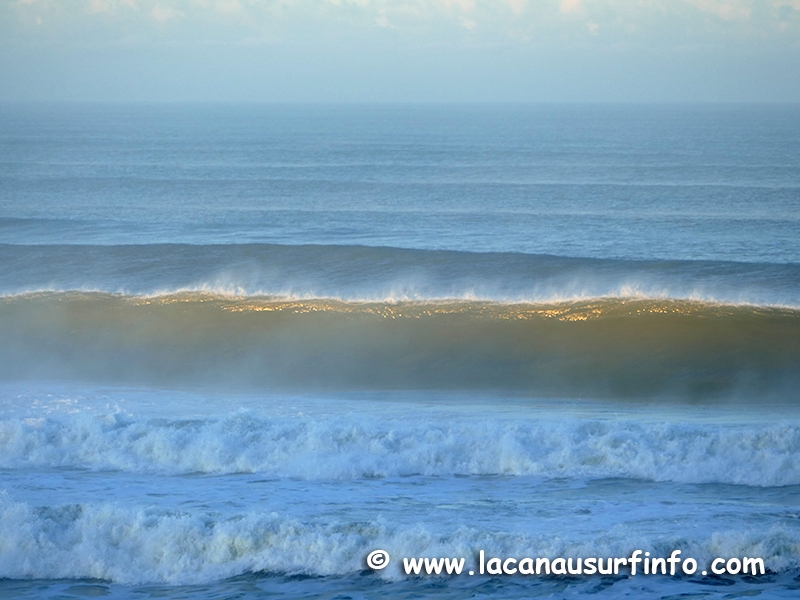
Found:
[1,400,798,486]
[1,493,797,585]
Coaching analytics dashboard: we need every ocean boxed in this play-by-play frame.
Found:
[0,103,798,599]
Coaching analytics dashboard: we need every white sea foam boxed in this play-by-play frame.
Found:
[2,281,797,309]
[1,410,798,486]
[0,494,797,584]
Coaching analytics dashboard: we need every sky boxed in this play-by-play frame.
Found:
[1,0,799,102]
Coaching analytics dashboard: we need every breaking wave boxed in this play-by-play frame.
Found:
[1,292,799,398]
[2,243,800,306]
[0,494,798,584]
[1,409,799,486]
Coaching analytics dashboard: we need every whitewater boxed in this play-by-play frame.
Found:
[1,103,799,599]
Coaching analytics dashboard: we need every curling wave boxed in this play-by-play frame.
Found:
[1,292,799,398]
[2,243,800,306]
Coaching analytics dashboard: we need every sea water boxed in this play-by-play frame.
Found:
[0,104,799,598]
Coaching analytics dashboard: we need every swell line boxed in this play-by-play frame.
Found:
[1,243,799,307]
[1,292,798,398]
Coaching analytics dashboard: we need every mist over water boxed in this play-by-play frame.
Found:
[3,243,800,306]
[2,293,799,400]
[1,104,799,598]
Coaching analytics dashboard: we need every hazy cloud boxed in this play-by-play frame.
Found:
[1,0,798,101]
[686,0,751,21]
[559,0,582,15]
[150,4,182,21]
[6,1,799,36]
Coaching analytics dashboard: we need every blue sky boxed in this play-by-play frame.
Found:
[2,0,799,102]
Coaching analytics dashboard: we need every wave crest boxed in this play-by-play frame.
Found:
[1,293,799,398]
[2,410,799,486]
[0,494,797,584]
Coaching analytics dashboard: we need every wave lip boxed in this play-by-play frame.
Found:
[2,242,800,307]
[1,292,799,398]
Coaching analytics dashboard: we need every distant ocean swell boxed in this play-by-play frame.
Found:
[0,494,797,584]
[1,292,799,398]
[3,243,800,306]
[1,410,798,486]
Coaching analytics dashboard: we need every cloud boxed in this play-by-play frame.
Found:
[440,0,475,14]
[326,0,373,6]
[89,0,110,12]
[685,0,751,21]
[559,0,581,15]
[84,0,139,13]
[3,0,799,103]
[150,4,182,22]
[215,0,241,14]
[508,0,526,15]
[8,0,800,43]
